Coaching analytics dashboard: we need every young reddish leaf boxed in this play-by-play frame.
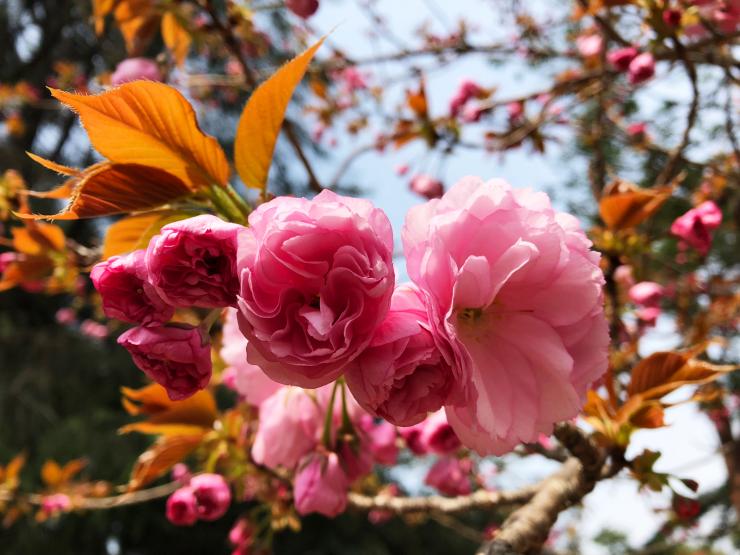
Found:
[234,36,326,192]
[51,83,230,189]
[19,163,192,220]
[599,179,672,230]
[128,435,202,491]
[161,12,191,67]
[59,459,87,483]
[629,403,665,429]
[102,210,198,259]
[627,351,689,398]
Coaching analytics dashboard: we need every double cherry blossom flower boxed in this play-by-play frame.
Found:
[92,177,610,458]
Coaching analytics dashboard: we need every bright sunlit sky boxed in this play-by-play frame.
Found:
[295,1,731,553]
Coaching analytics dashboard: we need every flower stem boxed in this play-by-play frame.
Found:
[321,380,341,449]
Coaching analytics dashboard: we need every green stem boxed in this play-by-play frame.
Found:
[321,380,341,449]
[339,380,354,435]
[208,185,246,224]
[200,308,223,334]
[225,184,251,218]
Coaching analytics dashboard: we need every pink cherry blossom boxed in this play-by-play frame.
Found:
[607,47,638,71]
[403,176,608,455]
[166,487,198,526]
[251,386,323,470]
[190,473,231,521]
[236,190,394,388]
[575,34,603,58]
[345,285,459,426]
[363,418,399,465]
[229,518,254,555]
[628,281,664,307]
[110,58,162,86]
[80,319,108,340]
[424,456,472,496]
[628,53,655,85]
[294,452,349,517]
[399,422,427,455]
[91,250,173,326]
[117,325,212,401]
[409,174,444,200]
[41,493,72,517]
[286,0,319,18]
[613,265,635,289]
[636,306,661,326]
[220,308,281,406]
[670,201,723,255]
[419,410,461,455]
[627,122,647,138]
[146,215,244,309]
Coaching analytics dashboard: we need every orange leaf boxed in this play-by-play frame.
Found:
[120,383,217,435]
[12,223,66,254]
[113,0,160,56]
[92,0,117,35]
[60,459,87,483]
[51,82,229,189]
[102,210,197,259]
[26,151,79,176]
[599,179,672,230]
[41,461,63,487]
[234,35,326,192]
[19,163,192,220]
[406,77,429,119]
[161,12,191,67]
[627,351,690,398]
[128,435,202,491]
[629,403,665,429]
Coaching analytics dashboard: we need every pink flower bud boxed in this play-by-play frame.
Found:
[420,410,461,455]
[627,122,647,138]
[286,0,319,18]
[663,8,683,27]
[409,174,444,200]
[229,518,254,554]
[110,58,162,86]
[41,493,71,517]
[575,34,604,58]
[636,306,661,326]
[613,265,635,288]
[461,103,485,123]
[117,325,212,401]
[507,100,524,121]
[394,163,410,176]
[399,422,427,455]
[607,47,638,71]
[146,215,244,309]
[55,307,76,325]
[628,53,655,85]
[171,463,191,485]
[166,487,198,526]
[294,453,349,517]
[424,456,472,496]
[190,474,231,521]
[91,250,174,326]
[628,281,664,307]
[80,319,109,340]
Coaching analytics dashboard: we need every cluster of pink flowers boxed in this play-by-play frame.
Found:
[607,47,655,85]
[95,178,609,466]
[92,214,245,400]
[166,473,232,526]
[448,79,487,119]
[670,201,723,256]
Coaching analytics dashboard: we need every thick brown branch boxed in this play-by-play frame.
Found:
[477,424,608,555]
[347,484,538,515]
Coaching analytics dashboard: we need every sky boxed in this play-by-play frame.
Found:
[300,1,733,552]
